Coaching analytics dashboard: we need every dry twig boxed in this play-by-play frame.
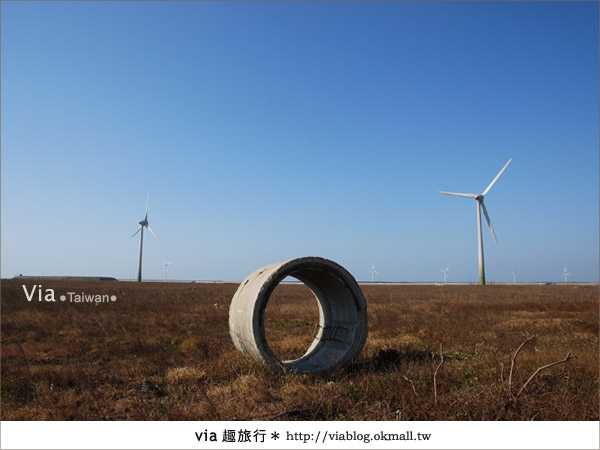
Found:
[433,343,444,405]
[514,352,575,399]
[508,334,535,395]
[402,374,419,397]
[268,408,309,420]
[197,384,221,420]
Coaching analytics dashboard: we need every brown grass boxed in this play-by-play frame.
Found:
[1,279,598,420]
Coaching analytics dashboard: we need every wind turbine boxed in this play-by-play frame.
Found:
[164,261,172,280]
[441,266,449,283]
[563,266,571,284]
[439,158,512,285]
[369,263,380,282]
[511,271,517,283]
[131,193,160,282]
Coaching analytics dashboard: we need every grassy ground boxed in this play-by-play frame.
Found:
[1,279,598,420]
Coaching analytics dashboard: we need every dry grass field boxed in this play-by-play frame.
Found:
[1,279,598,420]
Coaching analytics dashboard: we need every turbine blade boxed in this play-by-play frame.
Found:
[482,158,512,196]
[480,201,498,244]
[438,191,476,198]
[147,225,160,241]
[131,225,142,238]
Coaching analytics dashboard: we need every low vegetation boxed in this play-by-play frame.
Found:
[1,279,598,420]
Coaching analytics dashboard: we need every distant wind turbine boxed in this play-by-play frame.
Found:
[441,266,449,283]
[369,263,380,282]
[439,158,512,285]
[563,266,571,284]
[511,271,517,283]
[132,193,160,282]
[164,261,172,280]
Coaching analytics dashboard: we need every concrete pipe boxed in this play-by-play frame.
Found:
[229,257,368,373]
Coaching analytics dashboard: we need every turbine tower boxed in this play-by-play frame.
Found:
[441,266,449,283]
[439,158,512,285]
[563,266,571,284]
[369,263,379,282]
[132,193,160,282]
[164,261,172,280]
[511,271,517,283]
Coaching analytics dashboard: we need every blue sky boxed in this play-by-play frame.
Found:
[2,1,598,283]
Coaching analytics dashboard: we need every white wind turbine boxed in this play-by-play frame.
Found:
[511,271,517,283]
[164,261,172,280]
[441,266,449,283]
[563,266,571,284]
[131,193,160,282]
[439,158,512,285]
[369,263,380,282]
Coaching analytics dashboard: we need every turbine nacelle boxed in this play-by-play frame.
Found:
[438,158,512,285]
[132,194,160,282]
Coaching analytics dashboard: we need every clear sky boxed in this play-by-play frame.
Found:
[2,1,598,283]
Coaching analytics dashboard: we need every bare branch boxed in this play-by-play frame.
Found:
[508,335,535,395]
[433,343,444,405]
[402,375,419,397]
[500,362,505,384]
[198,385,221,420]
[515,352,576,399]
[269,408,309,420]
[91,315,104,331]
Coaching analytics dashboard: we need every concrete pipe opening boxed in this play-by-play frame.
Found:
[229,257,368,373]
